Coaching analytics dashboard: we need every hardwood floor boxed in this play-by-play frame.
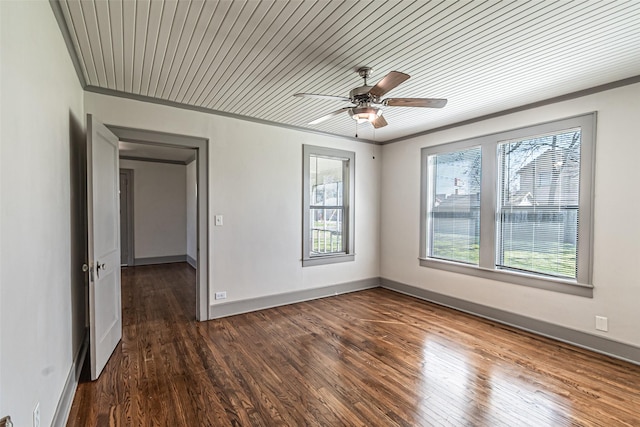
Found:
[67,263,640,426]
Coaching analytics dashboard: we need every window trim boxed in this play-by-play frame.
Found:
[303,145,355,266]
[419,113,596,297]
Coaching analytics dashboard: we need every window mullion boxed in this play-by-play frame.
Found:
[479,142,497,270]
[419,149,430,259]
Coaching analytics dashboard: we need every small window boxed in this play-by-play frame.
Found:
[303,145,355,266]
[420,113,596,297]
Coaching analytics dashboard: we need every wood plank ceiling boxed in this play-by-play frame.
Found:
[57,0,640,143]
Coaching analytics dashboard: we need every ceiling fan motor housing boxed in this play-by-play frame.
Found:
[350,85,380,106]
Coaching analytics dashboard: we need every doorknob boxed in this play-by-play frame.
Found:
[96,262,106,278]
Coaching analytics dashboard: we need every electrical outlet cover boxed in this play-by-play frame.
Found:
[595,316,608,332]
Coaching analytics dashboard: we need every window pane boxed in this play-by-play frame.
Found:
[309,154,346,255]
[310,208,344,254]
[428,147,481,264]
[497,129,581,278]
[311,156,344,207]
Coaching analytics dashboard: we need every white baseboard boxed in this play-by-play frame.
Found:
[134,255,187,266]
[51,330,88,427]
[186,255,197,269]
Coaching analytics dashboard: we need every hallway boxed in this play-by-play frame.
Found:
[68,263,198,425]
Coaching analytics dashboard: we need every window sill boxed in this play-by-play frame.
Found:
[418,257,593,298]
[303,254,355,267]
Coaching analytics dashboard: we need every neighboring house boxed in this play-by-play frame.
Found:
[507,191,535,206]
[515,149,580,206]
[431,193,481,238]
[433,193,480,214]
[503,149,580,246]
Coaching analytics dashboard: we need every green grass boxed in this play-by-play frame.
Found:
[431,233,577,278]
[432,233,479,264]
[501,245,576,278]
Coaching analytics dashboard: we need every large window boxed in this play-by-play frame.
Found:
[420,113,595,296]
[303,145,355,266]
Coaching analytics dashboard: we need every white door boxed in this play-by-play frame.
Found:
[87,114,122,380]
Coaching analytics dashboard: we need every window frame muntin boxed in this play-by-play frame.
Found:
[303,145,355,266]
[419,113,596,297]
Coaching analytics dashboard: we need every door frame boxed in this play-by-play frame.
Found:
[119,168,135,267]
[107,125,210,322]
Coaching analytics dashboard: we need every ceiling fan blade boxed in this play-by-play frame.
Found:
[294,93,352,102]
[369,71,410,97]
[371,115,388,129]
[385,98,448,108]
[308,107,352,125]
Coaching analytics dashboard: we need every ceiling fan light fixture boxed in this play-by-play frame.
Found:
[349,106,381,123]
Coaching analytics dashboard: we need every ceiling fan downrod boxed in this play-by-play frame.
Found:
[358,67,373,86]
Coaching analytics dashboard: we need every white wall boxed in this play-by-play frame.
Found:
[120,159,187,260]
[85,92,381,305]
[0,2,85,426]
[1,1,4,415]
[381,82,640,348]
[186,160,197,264]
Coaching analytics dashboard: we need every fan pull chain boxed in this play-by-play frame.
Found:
[373,127,376,153]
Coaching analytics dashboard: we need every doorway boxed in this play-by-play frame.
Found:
[119,169,134,266]
[108,125,209,321]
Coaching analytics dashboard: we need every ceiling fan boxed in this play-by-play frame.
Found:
[294,67,447,129]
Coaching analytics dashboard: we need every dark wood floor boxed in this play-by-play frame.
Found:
[67,263,640,426]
